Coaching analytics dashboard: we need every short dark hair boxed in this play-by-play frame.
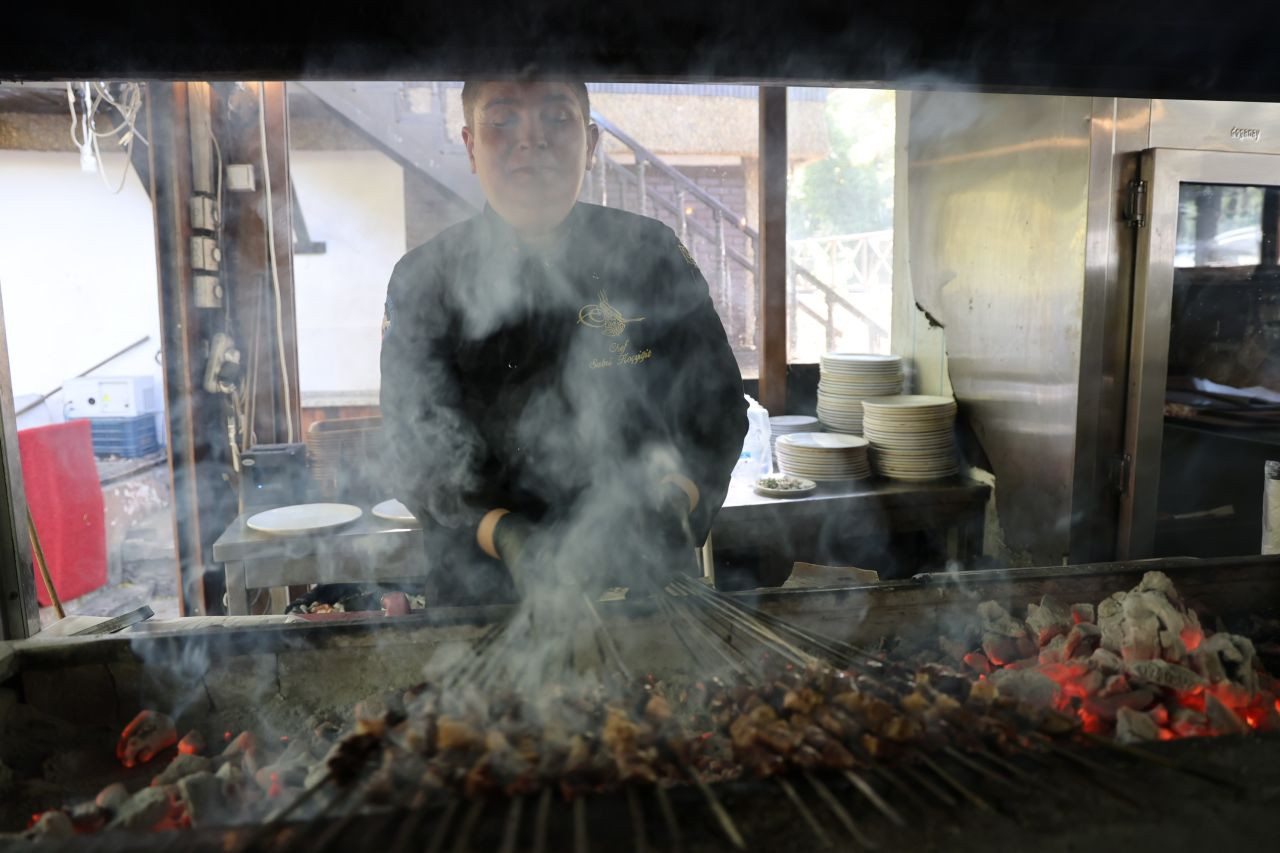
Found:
[461,80,591,128]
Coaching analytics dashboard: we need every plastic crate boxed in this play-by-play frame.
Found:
[83,415,161,458]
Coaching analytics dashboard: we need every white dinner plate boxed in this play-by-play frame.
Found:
[777,433,869,451]
[247,503,363,536]
[372,499,419,524]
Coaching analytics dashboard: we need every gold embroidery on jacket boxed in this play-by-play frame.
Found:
[578,290,644,337]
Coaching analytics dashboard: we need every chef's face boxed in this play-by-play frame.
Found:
[462,82,600,239]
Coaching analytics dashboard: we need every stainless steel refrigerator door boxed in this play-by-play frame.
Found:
[1119,148,1280,558]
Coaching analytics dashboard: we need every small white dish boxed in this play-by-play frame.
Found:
[754,475,817,498]
[247,503,363,536]
[372,499,418,524]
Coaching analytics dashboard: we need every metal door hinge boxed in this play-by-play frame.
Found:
[1124,180,1147,228]
[1111,452,1132,493]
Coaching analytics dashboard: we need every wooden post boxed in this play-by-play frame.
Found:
[757,87,788,415]
[147,82,232,615]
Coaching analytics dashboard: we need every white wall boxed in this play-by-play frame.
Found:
[290,150,405,400]
[0,151,163,429]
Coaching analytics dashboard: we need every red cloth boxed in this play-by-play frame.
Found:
[17,421,107,606]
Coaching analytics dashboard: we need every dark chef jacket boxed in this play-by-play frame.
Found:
[380,202,748,602]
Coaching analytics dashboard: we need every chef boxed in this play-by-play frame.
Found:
[380,78,747,602]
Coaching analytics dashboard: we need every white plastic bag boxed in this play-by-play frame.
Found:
[732,394,772,481]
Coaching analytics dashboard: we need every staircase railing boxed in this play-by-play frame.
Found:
[586,111,889,358]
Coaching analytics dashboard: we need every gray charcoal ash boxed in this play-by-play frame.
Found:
[1064,623,1102,659]
[1115,706,1162,743]
[1125,659,1206,692]
[1090,647,1125,674]
[990,668,1061,708]
[108,785,172,830]
[1171,708,1208,737]
[1097,673,1130,696]
[981,633,1022,666]
[1205,693,1250,735]
[151,752,212,787]
[1038,634,1069,665]
[1098,594,1126,654]
[977,601,1028,638]
[1084,688,1156,720]
[1158,629,1187,660]
[20,810,73,839]
[1070,603,1096,625]
[1120,594,1161,661]
[177,771,227,827]
[95,781,129,811]
[1025,595,1073,645]
[1136,570,1177,597]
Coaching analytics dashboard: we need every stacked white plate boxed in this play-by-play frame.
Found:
[816,353,904,434]
[769,415,820,464]
[774,432,872,481]
[861,395,960,481]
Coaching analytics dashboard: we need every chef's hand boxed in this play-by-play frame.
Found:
[620,479,698,588]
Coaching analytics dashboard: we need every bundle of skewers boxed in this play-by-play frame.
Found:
[225,577,1239,853]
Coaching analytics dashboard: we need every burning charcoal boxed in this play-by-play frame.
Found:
[24,810,73,839]
[1064,623,1102,660]
[178,730,206,755]
[1158,630,1188,660]
[977,600,1027,638]
[151,752,212,787]
[981,633,1021,667]
[938,634,970,662]
[221,731,257,758]
[1038,634,1069,665]
[1084,688,1156,721]
[989,668,1061,708]
[1136,570,1177,597]
[1026,595,1073,646]
[1091,647,1124,674]
[117,710,178,768]
[1171,708,1208,737]
[176,771,226,827]
[1204,693,1249,735]
[95,781,129,811]
[962,651,992,674]
[1125,660,1206,692]
[1115,706,1161,743]
[68,801,108,833]
[1120,595,1161,661]
[1202,634,1261,694]
[1071,603,1096,625]
[1147,703,1170,727]
[108,785,172,830]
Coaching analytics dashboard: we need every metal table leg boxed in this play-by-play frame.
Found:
[224,560,249,615]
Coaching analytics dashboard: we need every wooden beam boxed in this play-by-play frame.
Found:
[215,82,301,448]
[147,83,242,615]
[757,86,788,415]
[0,291,39,639]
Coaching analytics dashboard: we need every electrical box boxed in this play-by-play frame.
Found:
[226,164,257,192]
[63,376,160,419]
[191,235,221,272]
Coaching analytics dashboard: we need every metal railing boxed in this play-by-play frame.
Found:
[586,112,889,357]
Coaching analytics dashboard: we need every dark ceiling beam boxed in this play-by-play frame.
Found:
[5,2,1280,101]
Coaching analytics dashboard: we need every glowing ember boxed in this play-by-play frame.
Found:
[954,571,1280,743]
[116,710,177,768]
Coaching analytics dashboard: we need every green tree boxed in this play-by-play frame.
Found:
[789,89,895,240]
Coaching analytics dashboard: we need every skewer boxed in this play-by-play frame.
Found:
[654,785,684,853]
[1027,747,1142,812]
[805,771,877,850]
[668,578,816,668]
[689,768,747,850]
[842,770,907,828]
[425,799,460,853]
[308,797,361,853]
[451,798,486,853]
[973,748,1037,784]
[573,796,589,853]
[777,776,834,848]
[532,788,553,853]
[626,786,650,853]
[915,752,994,812]
[389,800,430,853]
[896,763,958,808]
[498,795,524,853]
[942,747,1020,791]
[584,593,633,682]
[1079,732,1247,792]
[870,765,932,813]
